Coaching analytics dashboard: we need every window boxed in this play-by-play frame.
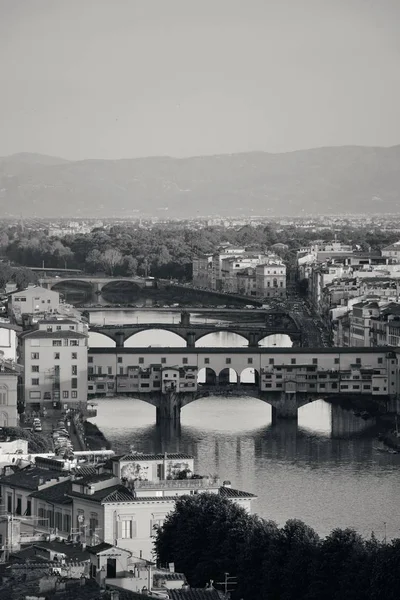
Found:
[269,358,274,365]
[98,367,102,375]
[63,391,69,399]
[69,325,75,330]
[378,357,383,364]
[88,367,94,375]
[341,385,349,390]
[7,494,12,513]
[16,496,22,515]
[119,367,124,375]
[334,358,339,364]
[56,326,62,331]
[226,358,231,364]
[108,367,112,375]
[89,513,99,536]
[47,326,53,332]
[71,391,77,399]
[53,340,62,347]
[71,378,78,389]
[150,518,164,536]
[291,358,296,365]
[26,500,31,517]
[31,365,39,372]
[120,520,136,539]
[71,365,77,376]
[63,339,69,346]
[54,365,60,375]
[31,378,39,386]
[55,512,63,531]
[88,357,93,363]
[320,383,326,389]
[139,357,144,364]
[356,358,361,365]
[161,358,167,364]
[353,385,360,390]
[70,340,78,346]
[31,352,39,360]
[182,358,188,364]
[248,358,253,364]
[364,384,371,390]
[54,353,60,360]
[29,391,41,400]
[71,352,77,360]
[117,357,122,363]
[312,358,318,365]
[204,358,210,364]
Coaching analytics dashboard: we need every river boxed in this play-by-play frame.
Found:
[85,308,400,541]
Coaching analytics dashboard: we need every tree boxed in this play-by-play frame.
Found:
[101,248,123,275]
[154,493,252,589]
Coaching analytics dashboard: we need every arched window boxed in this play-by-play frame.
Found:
[0,412,8,427]
[273,278,278,287]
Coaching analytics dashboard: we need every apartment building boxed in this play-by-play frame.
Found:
[382,241,400,260]
[19,318,88,411]
[9,286,60,324]
[256,262,286,298]
[192,254,213,288]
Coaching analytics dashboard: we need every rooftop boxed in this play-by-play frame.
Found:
[11,540,91,563]
[20,330,87,339]
[0,467,69,491]
[219,486,257,499]
[30,480,72,505]
[169,589,225,600]
[68,484,136,504]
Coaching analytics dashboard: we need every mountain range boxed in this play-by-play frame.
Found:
[1,145,400,218]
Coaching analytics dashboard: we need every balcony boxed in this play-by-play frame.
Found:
[133,476,220,490]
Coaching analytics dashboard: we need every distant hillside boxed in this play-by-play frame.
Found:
[0,146,400,218]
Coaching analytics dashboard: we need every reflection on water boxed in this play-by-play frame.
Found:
[91,396,400,541]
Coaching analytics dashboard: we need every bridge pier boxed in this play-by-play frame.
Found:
[186,333,196,348]
[156,391,182,423]
[115,332,125,348]
[248,332,259,348]
[267,391,298,421]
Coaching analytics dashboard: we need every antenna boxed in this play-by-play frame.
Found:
[215,572,238,596]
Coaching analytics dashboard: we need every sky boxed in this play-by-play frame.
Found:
[0,0,400,160]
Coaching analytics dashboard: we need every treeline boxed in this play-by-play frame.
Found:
[154,494,400,600]
[1,223,399,281]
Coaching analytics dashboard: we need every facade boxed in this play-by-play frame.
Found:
[333,301,400,349]
[0,321,19,361]
[192,254,213,288]
[382,241,400,260]
[256,262,286,298]
[87,347,397,401]
[0,363,19,427]
[19,318,88,411]
[9,286,60,323]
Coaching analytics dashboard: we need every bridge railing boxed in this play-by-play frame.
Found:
[132,477,220,490]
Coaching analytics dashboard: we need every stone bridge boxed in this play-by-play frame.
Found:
[89,318,303,347]
[38,276,153,293]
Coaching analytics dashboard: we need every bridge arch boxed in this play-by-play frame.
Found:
[218,367,239,384]
[100,280,141,293]
[125,328,187,347]
[88,332,117,348]
[197,367,217,385]
[258,334,293,347]
[240,367,260,385]
[195,331,249,347]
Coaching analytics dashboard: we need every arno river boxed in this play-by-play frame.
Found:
[86,308,400,541]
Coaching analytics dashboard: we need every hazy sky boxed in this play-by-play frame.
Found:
[1,0,400,160]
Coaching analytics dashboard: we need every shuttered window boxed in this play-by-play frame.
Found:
[118,519,137,539]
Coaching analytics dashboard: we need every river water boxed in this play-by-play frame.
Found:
[86,308,400,541]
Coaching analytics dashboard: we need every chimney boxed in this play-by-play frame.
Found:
[222,480,232,488]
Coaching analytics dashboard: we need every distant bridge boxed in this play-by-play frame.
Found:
[39,275,154,293]
[89,313,302,347]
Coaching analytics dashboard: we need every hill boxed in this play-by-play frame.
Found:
[0,145,399,217]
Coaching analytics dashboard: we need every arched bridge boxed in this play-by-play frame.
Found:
[89,319,303,347]
[38,276,154,293]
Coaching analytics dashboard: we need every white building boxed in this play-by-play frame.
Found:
[0,320,19,361]
[0,363,19,427]
[19,318,88,412]
[256,261,286,298]
[9,286,60,324]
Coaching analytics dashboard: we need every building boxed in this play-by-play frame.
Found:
[382,241,400,260]
[0,453,256,563]
[255,261,286,298]
[0,361,19,427]
[0,320,19,361]
[9,286,60,324]
[19,318,88,412]
[192,254,213,288]
[333,300,400,349]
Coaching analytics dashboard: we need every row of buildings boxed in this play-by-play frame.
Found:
[192,244,287,298]
[297,240,400,348]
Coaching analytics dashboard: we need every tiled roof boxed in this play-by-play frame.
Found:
[219,486,257,499]
[87,542,114,555]
[0,467,69,491]
[30,480,72,505]
[112,453,193,462]
[74,471,116,485]
[11,540,90,562]
[38,318,79,324]
[69,484,136,504]
[73,465,97,477]
[169,589,225,600]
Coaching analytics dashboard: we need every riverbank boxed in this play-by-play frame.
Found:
[81,420,112,451]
